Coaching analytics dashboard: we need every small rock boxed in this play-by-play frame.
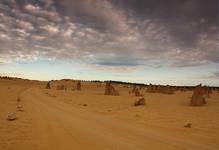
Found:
[17,104,23,109]
[17,108,24,112]
[17,98,21,102]
[83,104,87,107]
[135,114,140,117]
[17,105,24,111]
[134,97,146,106]
[184,123,192,128]
[7,113,17,121]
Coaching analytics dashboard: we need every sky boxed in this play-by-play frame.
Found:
[0,0,218,86]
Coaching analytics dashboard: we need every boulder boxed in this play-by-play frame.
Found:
[134,97,146,106]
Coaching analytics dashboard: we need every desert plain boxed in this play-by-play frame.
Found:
[0,77,219,150]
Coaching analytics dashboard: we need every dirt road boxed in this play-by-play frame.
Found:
[20,88,218,150]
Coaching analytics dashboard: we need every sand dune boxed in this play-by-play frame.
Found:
[0,79,219,150]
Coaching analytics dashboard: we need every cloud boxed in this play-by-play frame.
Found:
[15,19,34,30]
[0,57,12,64]
[0,0,218,69]
[25,4,41,13]
[40,24,59,34]
[201,71,219,80]
[92,55,142,67]
[213,72,219,79]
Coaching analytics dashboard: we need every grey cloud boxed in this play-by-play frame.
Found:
[0,0,218,69]
[110,0,218,45]
[203,71,219,80]
[92,55,142,67]
[214,72,219,79]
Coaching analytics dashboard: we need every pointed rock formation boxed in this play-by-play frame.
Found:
[191,84,206,106]
[76,81,81,91]
[104,82,119,96]
[132,85,137,93]
[134,88,141,97]
[45,81,51,89]
[203,86,212,98]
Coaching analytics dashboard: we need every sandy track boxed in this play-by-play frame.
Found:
[19,88,218,150]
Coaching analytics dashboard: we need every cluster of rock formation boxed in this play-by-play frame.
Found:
[45,80,82,91]
[104,82,119,96]
[147,84,174,94]
[190,84,206,106]
[43,80,217,108]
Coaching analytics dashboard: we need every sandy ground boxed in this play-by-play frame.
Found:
[0,79,219,150]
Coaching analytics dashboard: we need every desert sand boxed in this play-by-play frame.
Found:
[0,78,219,150]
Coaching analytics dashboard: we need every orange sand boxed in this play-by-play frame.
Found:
[0,79,219,150]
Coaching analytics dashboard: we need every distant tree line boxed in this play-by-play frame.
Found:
[1,76,219,90]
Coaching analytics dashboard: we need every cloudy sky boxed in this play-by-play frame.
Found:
[0,0,218,85]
